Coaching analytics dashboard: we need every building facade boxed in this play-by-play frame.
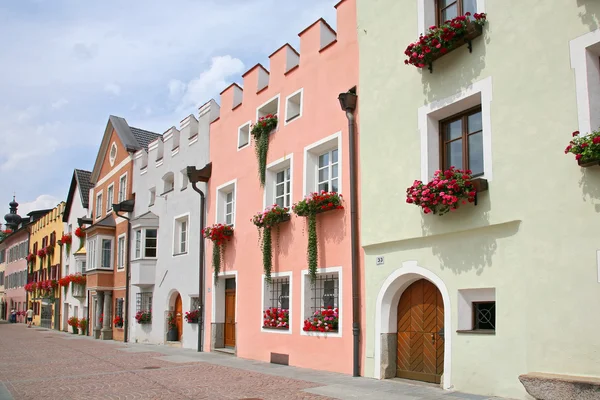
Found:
[87,116,160,341]
[204,0,360,374]
[356,0,600,398]
[0,239,6,320]
[28,203,65,329]
[60,169,92,332]
[3,199,29,323]
[129,105,213,349]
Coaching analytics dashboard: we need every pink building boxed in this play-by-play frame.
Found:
[204,0,360,374]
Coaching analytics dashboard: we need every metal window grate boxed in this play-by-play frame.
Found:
[268,277,289,310]
[136,292,152,313]
[473,301,495,330]
[116,298,124,319]
[310,274,339,314]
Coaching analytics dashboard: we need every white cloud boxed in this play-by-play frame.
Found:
[168,79,186,101]
[16,194,62,217]
[104,83,121,96]
[51,98,69,109]
[174,55,245,113]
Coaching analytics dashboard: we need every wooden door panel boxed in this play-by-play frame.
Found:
[224,291,236,347]
[396,279,444,384]
[175,294,183,341]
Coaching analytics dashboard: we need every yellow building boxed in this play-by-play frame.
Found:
[29,203,65,329]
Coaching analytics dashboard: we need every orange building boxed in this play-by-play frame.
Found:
[86,116,160,341]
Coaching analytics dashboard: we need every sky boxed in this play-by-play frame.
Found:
[0,0,338,217]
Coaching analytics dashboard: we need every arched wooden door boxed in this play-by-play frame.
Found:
[175,294,183,341]
[396,279,444,384]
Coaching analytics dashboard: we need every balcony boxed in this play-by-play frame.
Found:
[131,259,156,287]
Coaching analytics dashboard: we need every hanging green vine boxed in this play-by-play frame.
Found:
[252,204,290,283]
[292,191,344,284]
[250,114,278,186]
[202,224,234,285]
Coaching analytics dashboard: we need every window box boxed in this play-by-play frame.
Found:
[578,158,600,167]
[566,129,600,167]
[404,14,487,73]
[263,307,289,330]
[185,310,199,324]
[406,167,486,215]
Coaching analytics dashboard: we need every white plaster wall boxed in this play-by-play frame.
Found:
[129,103,215,349]
[62,181,89,327]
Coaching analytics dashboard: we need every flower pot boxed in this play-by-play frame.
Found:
[578,158,600,167]
[72,327,79,335]
[470,177,489,193]
[186,318,198,324]
[263,326,289,330]
[166,328,178,342]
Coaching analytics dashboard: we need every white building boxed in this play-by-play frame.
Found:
[61,169,92,331]
[129,100,218,349]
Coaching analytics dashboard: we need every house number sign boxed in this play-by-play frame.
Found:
[376,256,385,266]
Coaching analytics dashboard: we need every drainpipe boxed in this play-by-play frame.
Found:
[113,199,135,343]
[57,239,63,331]
[338,88,360,377]
[187,163,212,353]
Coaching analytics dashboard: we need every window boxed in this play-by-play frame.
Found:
[134,230,142,259]
[317,149,339,193]
[87,238,97,270]
[304,133,342,196]
[180,169,189,190]
[174,216,188,255]
[302,270,341,335]
[216,180,237,227]
[106,184,114,213]
[81,260,86,274]
[436,0,476,24]
[285,89,303,124]
[418,77,492,182]
[109,142,118,166]
[96,192,103,219]
[118,174,127,202]
[237,122,251,149]
[136,292,153,312]
[256,94,279,134]
[115,298,124,327]
[457,288,495,334]
[117,235,125,269]
[225,192,234,225]
[473,302,495,331]
[275,168,291,208]
[162,172,174,194]
[144,229,157,258]
[268,277,290,310]
[101,239,112,269]
[440,107,483,177]
[149,188,156,206]
[570,31,600,137]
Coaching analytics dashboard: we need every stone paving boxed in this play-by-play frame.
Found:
[0,323,506,400]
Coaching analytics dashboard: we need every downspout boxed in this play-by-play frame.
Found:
[115,211,131,343]
[57,239,63,331]
[190,181,206,352]
[338,89,360,377]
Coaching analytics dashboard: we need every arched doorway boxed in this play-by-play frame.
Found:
[174,293,183,341]
[396,279,444,384]
[374,261,452,389]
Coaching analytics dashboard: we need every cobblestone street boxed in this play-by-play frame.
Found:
[0,323,503,400]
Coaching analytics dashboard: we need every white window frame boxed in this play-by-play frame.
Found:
[173,213,190,256]
[95,191,103,220]
[100,238,113,269]
[260,271,293,335]
[284,88,303,125]
[237,120,252,151]
[417,0,486,35]
[457,288,495,332]
[300,266,342,338]
[118,172,128,203]
[418,76,493,182]
[132,228,158,260]
[303,132,342,196]
[148,187,156,206]
[117,234,126,270]
[570,29,600,136]
[263,154,293,209]
[180,169,189,190]
[106,184,114,214]
[256,94,280,134]
[317,148,339,194]
[162,172,175,194]
[215,179,237,227]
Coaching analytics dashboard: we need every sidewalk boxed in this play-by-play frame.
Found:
[76,330,502,400]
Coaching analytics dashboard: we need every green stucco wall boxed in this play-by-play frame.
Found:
[357,1,600,398]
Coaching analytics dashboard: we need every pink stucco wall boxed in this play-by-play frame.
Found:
[205,0,360,374]
[4,230,28,320]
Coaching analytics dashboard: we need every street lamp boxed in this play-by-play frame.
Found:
[186,163,212,352]
[113,198,135,342]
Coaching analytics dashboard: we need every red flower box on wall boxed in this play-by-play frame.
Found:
[404,13,487,73]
